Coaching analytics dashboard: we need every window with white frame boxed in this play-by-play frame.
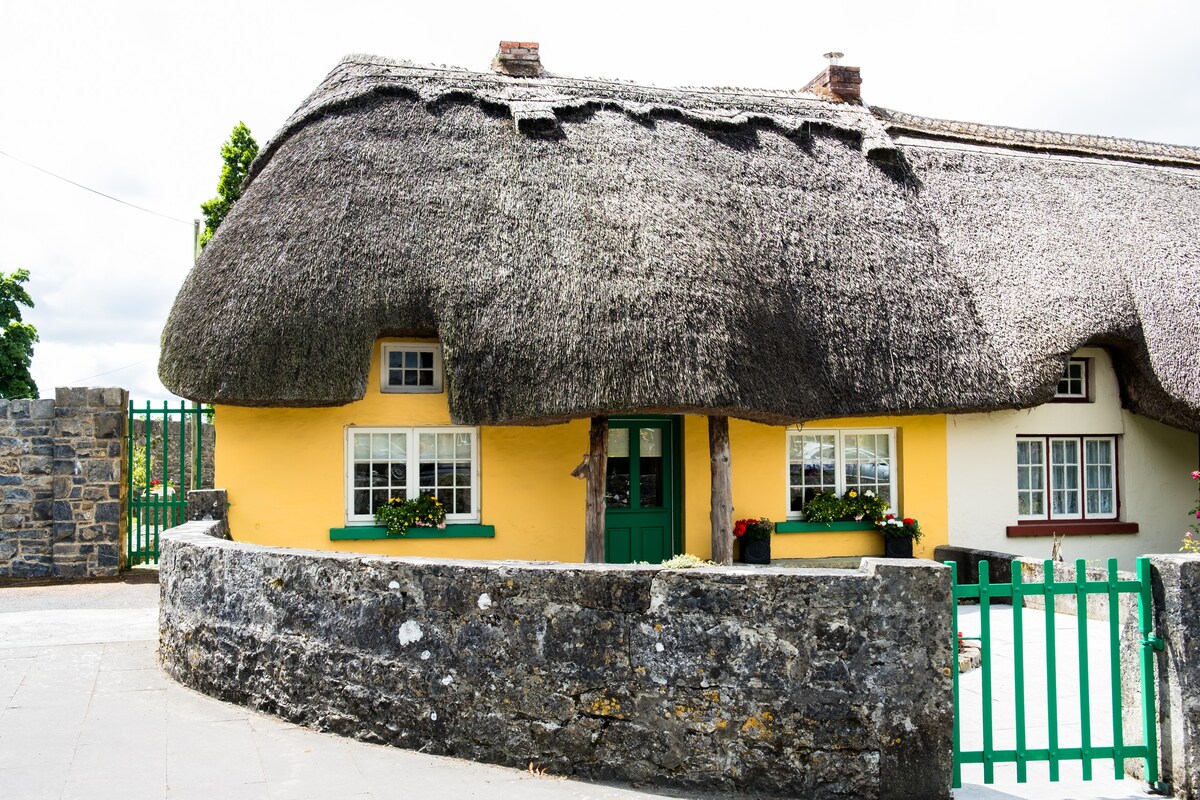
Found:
[346,427,478,524]
[381,343,443,393]
[787,429,897,518]
[1053,358,1089,401]
[1016,435,1117,520]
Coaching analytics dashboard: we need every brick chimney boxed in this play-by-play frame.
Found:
[491,41,544,78]
[802,51,862,104]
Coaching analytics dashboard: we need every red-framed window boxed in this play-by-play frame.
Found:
[1016,435,1117,521]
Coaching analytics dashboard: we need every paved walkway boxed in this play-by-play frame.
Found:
[954,604,1154,799]
[0,578,676,800]
[0,577,1164,799]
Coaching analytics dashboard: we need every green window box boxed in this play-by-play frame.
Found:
[329,524,495,540]
[775,521,877,534]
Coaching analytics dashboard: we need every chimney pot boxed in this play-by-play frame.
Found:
[492,40,545,78]
[803,53,861,104]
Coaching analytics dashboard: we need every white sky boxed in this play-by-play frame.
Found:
[1,1,1197,403]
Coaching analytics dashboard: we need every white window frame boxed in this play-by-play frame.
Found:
[380,343,444,394]
[786,428,898,520]
[1015,435,1118,521]
[345,426,480,525]
[1053,358,1089,401]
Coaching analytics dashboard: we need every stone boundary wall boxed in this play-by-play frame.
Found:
[159,532,954,799]
[0,388,127,578]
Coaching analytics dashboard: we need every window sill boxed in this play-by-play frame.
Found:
[330,524,495,540]
[1006,521,1139,538]
[776,521,877,534]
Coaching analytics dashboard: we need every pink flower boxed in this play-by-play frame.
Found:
[1193,470,1200,480]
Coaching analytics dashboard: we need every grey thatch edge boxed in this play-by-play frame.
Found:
[242,54,901,191]
[874,106,1200,169]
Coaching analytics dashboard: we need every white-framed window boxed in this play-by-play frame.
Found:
[381,343,443,393]
[346,427,479,525]
[1016,435,1117,520]
[786,428,897,518]
[1053,358,1089,401]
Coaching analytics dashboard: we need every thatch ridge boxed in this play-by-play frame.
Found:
[161,57,1200,432]
[875,106,1200,169]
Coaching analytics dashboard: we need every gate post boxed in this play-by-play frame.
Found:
[1146,554,1200,797]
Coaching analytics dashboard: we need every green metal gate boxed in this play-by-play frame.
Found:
[949,557,1167,791]
[126,401,213,565]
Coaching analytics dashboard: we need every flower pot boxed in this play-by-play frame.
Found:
[739,537,771,565]
[884,536,914,559]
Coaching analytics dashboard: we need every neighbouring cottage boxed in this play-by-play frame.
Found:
[159,44,1200,566]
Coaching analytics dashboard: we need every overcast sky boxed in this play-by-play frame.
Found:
[1,1,1197,403]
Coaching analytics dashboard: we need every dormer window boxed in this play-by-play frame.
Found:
[381,343,443,393]
[1054,358,1089,401]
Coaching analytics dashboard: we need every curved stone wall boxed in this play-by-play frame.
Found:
[159,525,953,799]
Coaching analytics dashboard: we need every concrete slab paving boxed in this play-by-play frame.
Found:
[1,576,1167,800]
[0,579,711,800]
[953,604,1159,800]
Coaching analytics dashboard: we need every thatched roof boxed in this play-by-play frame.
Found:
[160,56,1200,431]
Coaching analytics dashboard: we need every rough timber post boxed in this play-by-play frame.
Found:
[709,415,733,565]
[584,416,608,563]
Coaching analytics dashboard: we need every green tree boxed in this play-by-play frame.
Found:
[0,269,38,399]
[199,121,259,248]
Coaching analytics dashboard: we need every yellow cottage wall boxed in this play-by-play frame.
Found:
[217,340,948,561]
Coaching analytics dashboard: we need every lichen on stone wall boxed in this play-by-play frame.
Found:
[159,532,954,799]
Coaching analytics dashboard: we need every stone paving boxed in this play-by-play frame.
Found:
[0,577,689,800]
[0,574,1167,799]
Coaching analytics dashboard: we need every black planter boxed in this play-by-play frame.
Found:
[739,537,771,565]
[884,535,914,559]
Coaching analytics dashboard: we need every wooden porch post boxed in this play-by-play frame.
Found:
[709,415,733,565]
[584,416,609,563]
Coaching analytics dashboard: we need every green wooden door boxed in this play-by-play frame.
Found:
[604,418,681,564]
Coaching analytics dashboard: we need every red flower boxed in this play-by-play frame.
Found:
[903,517,914,526]
[885,513,895,520]
[733,520,747,538]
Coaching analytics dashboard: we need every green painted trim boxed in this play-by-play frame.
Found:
[775,520,877,534]
[329,524,495,540]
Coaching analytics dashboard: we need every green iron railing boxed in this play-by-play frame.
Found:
[949,557,1167,791]
[126,401,213,565]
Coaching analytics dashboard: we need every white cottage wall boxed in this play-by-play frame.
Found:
[946,347,1199,568]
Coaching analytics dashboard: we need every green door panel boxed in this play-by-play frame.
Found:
[604,417,681,564]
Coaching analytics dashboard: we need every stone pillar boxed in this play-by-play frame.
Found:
[185,488,229,539]
[1148,554,1200,797]
[51,388,128,578]
[0,397,57,576]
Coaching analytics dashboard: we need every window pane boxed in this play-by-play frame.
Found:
[371,463,389,487]
[1084,438,1115,517]
[454,488,470,513]
[606,455,630,508]
[419,433,435,460]
[403,371,418,385]
[1016,439,1046,518]
[1050,439,1080,516]
[608,428,629,458]
[353,434,370,460]
[353,463,370,487]
[389,351,403,368]
[405,351,418,368]
[455,433,472,459]
[371,434,390,459]
[639,428,663,457]
[437,433,454,459]
[420,351,434,369]
[353,490,370,515]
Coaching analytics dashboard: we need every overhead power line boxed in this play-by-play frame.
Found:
[0,147,193,226]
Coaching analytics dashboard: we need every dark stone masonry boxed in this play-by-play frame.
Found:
[0,387,127,579]
[160,526,954,799]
